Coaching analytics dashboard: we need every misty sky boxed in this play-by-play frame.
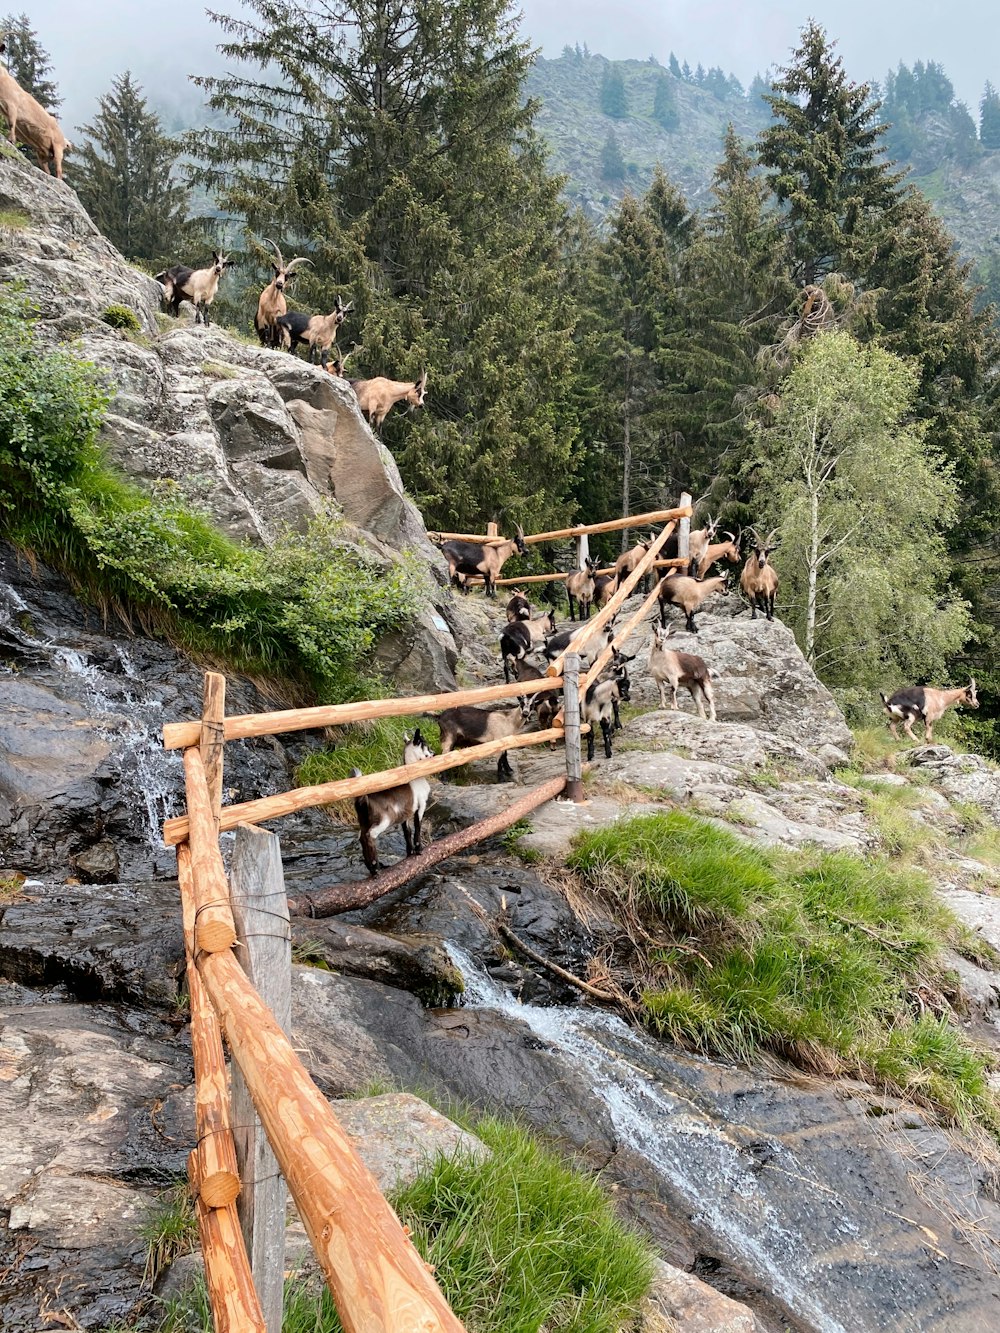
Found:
[23,0,1000,133]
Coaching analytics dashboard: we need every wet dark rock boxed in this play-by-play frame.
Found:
[73,837,120,884]
[290,919,464,1008]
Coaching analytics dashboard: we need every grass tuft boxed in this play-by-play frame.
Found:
[141,1184,197,1289]
[570,811,1000,1133]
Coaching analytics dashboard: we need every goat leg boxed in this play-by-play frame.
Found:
[413,811,423,855]
[612,698,622,731]
[359,830,379,877]
[601,718,613,758]
[402,821,414,857]
[587,730,596,762]
[686,611,697,634]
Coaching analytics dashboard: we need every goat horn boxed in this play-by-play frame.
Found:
[285,256,314,274]
[263,238,285,269]
[723,530,736,543]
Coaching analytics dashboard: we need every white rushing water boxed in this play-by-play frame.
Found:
[449,940,856,1333]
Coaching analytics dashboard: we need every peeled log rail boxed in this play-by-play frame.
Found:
[188,1149,266,1333]
[164,727,568,846]
[164,677,564,751]
[546,521,677,680]
[287,775,567,917]
[200,672,226,831]
[195,946,466,1333]
[182,747,238,953]
[427,502,691,549]
[461,557,690,589]
[581,577,666,694]
[177,844,242,1211]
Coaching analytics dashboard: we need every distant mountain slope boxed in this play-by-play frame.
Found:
[527,52,1000,295]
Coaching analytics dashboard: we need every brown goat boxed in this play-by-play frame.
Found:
[695,529,741,580]
[615,536,654,592]
[506,592,531,623]
[352,730,433,876]
[566,558,598,621]
[437,701,534,781]
[593,573,616,608]
[278,296,353,368]
[254,239,314,348]
[658,573,729,634]
[0,43,70,178]
[649,624,716,720]
[740,529,780,621]
[881,681,979,742]
[155,251,233,325]
[351,370,428,432]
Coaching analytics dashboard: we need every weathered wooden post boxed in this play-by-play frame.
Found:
[486,520,499,539]
[575,532,590,572]
[678,491,692,567]
[563,652,584,803]
[200,672,226,832]
[229,823,290,1333]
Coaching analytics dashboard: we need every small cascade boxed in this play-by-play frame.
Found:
[448,940,858,1333]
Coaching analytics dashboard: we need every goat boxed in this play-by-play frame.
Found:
[350,370,428,432]
[542,621,615,669]
[880,680,979,743]
[441,527,527,599]
[583,661,632,760]
[739,529,780,621]
[278,295,353,368]
[688,515,721,577]
[658,573,729,634]
[506,592,531,623]
[615,535,654,594]
[649,624,716,720]
[352,730,433,876]
[593,573,615,609]
[500,610,555,683]
[515,660,561,732]
[155,251,233,326]
[437,700,534,781]
[254,239,314,348]
[0,42,70,178]
[566,557,598,621]
[695,528,741,581]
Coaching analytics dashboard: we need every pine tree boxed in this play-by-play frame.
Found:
[0,12,60,110]
[980,82,1000,148]
[71,73,193,265]
[600,130,626,181]
[652,75,679,130]
[600,63,629,118]
[189,0,580,533]
[756,21,905,284]
[668,53,682,79]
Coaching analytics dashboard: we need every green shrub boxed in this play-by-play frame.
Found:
[102,303,141,332]
[570,811,1000,1132]
[0,292,420,701]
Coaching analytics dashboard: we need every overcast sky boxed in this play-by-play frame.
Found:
[23,0,1000,133]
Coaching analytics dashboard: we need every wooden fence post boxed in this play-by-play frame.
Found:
[201,672,226,832]
[679,491,692,566]
[229,824,290,1333]
[563,653,584,803]
[575,532,590,572]
[486,520,499,539]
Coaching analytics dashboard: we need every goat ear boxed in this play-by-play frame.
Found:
[402,731,412,745]
[412,728,423,745]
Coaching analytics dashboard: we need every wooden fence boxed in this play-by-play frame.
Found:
[163,496,691,1330]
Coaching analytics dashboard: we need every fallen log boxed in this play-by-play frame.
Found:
[287,775,566,917]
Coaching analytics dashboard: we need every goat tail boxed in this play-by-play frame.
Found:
[879,692,890,709]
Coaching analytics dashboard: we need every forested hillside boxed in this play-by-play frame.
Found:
[3,5,999,749]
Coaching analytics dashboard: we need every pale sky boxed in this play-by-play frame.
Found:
[21,0,1000,132]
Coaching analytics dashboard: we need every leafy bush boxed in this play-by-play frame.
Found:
[102,303,141,332]
[570,811,1000,1132]
[0,292,420,699]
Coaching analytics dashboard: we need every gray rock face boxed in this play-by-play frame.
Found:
[0,152,458,692]
[907,746,1000,821]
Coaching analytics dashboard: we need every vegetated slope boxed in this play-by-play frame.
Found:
[527,51,1000,287]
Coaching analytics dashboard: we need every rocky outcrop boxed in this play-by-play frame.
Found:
[0,151,458,690]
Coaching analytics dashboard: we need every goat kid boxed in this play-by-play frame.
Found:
[649,624,716,720]
[254,239,314,348]
[506,591,531,623]
[155,251,233,325]
[881,680,978,743]
[500,610,555,683]
[0,42,70,178]
[441,527,527,599]
[739,529,780,621]
[278,295,353,368]
[437,700,534,781]
[657,573,729,634]
[566,557,598,621]
[352,730,433,876]
[615,535,654,594]
[515,660,561,733]
[351,370,428,432]
[583,661,632,760]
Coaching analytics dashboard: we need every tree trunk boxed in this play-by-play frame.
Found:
[621,358,632,553]
[806,487,819,664]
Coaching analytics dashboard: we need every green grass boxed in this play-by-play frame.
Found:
[297,716,442,787]
[500,818,544,863]
[102,304,141,333]
[568,811,1000,1133]
[141,1185,198,1288]
[0,207,30,230]
[157,1118,654,1333]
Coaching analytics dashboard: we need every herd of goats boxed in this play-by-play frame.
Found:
[354,517,981,875]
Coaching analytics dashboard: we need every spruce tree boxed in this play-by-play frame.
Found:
[668,53,682,79]
[71,73,193,265]
[600,130,626,181]
[980,82,1000,147]
[600,63,629,118]
[0,12,60,110]
[756,21,905,283]
[189,0,579,533]
[652,74,679,130]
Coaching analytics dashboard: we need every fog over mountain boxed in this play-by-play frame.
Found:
[24,0,1000,133]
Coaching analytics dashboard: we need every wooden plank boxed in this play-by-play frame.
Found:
[563,654,583,803]
[581,577,665,693]
[195,946,467,1332]
[230,825,290,1333]
[288,776,567,917]
[188,1148,266,1333]
[201,672,226,831]
[165,727,567,845]
[164,677,564,751]
[183,747,238,953]
[177,843,242,1211]
[545,520,677,679]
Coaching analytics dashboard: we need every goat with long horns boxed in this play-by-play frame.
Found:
[254,239,314,348]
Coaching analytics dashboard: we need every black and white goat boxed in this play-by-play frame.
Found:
[880,680,978,743]
[506,592,531,623]
[500,609,555,683]
[155,251,233,325]
[352,730,433,876]
[583,659,633,760]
